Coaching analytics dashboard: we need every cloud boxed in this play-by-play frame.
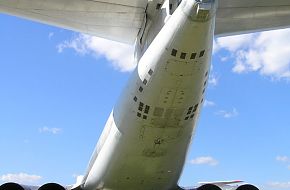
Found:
[0,173,42,184]
[216,33,254,52]
[57,29,290,76]
[276,156,290,162]
[276,156,290,170]
[268,182,290,189]
[57,34,135,72]
[203,100,216,107]
[215,28,290,80]
[212,39,219,53]
[189,156,219,166]
[216,108,238,118]
[207,65,219,87]
[48,32,54,40]
[39,127,62,134]
[72,175,84,188]
[208,73,219,86]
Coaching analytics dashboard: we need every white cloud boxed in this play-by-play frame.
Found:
[72,175,84,188]
[57,34,135,72]
[207,65,219,87]
[0,173,42,184]
[39,127,62,134]
[216,108,238,118]
[57,29,290,76]
[220,56,229,62]
[204,100,216,107]
[268,182,290,189]
[208,73,219,86]
[276,156,290,162]
[216,33,254,52]
[189,156,219,166]
[212,39,219,53]
[215,28,290,80]
[48,32,54,39]
[276,156,290,170]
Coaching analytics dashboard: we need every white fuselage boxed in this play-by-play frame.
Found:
[82,0,216,189]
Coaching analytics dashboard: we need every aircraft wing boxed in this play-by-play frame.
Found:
[0,0,147,44]
[216,0,290,36]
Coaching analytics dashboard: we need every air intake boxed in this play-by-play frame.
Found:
[0,183,25,190]
[236,184,259,190]
[38,183,65,190]
[197,184,222,190]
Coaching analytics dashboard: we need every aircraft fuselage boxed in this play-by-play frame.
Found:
[83,0,216,189]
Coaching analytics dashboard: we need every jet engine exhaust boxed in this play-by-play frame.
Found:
[197,184,222,190]
[0,182,26,190]
[38,183,65,190]
[236,184,259,190]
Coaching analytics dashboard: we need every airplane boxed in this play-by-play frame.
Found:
[1,0,290,189]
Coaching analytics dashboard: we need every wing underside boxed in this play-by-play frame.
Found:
[0,0,147,44]
[2,0,290,42]
[216,0,290,36]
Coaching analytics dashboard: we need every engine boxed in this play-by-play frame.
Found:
[0,182,66,190]
[180,183,260,190]
[0,182,32,190]
[38,183,65,190]
[235,184,259,190]
[197,184,222,190]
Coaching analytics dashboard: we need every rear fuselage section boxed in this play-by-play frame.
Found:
[83,0,217,189]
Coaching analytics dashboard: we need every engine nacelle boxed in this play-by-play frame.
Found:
[38,183,65,190]
[197,184,222,190]
[235,184,259,190]
[0,182,31,190]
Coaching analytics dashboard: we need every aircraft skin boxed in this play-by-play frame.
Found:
[2,0,290,189]
[82,1,214,189]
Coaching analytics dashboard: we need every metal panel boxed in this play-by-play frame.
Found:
[216,0,290,36]
[0,0,148,43]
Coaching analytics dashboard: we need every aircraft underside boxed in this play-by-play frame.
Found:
[2,0,290,189]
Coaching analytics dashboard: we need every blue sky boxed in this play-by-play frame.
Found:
[1,13,290,190]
